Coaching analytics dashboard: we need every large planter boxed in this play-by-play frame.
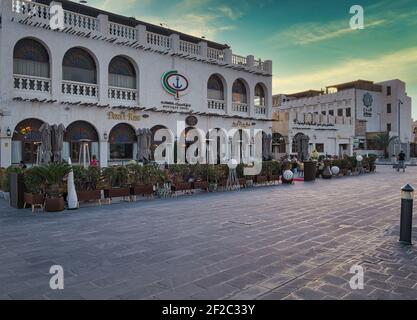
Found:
[45,196,65,212]
[268,175,280,184]
[171,182,193,194]
[208,183,218,192]
[192,181,209,191]
[77,190,102,207]
[303,161,317,182]
[24,193,45,212]
[130,185,154,199]
[238,178,247,188]
[104,188,131,204]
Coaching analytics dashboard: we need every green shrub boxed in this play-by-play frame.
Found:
[1,166,23,192]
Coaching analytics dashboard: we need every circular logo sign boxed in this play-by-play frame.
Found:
[162,70,189,99]
[363,93,373,107]
[185,115,198,127]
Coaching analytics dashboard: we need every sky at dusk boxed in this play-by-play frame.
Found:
[87,0,417,118]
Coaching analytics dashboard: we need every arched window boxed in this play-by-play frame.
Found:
[12,118,44,164]
[108,56,136,89]
[232,79,247,104]
[63,48,97,84]
[272,133,286,155]
[207,75,224,100]
[109,124,136,160]
[64,121,99,162]
[254,84,266,106]
[13,38,50,78]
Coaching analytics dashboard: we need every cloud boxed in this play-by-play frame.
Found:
[268,18,385,47]
[273,46,417,94]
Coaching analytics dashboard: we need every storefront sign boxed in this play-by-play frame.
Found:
[107,111,141,122]
[293,120,335,128]
[161,101,191,111]
[162,70,189,100]
[232,121,252,129]
[363,93,373,118]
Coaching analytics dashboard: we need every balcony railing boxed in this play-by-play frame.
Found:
[179,40,199,55]
[146,32,171,49]
[10,1,269,73]
[208,99,225,111]
[64,11,99,31]
[255,106,267,115]
[232,103,249,113]
[108,86,137,102]
[62,81,99,99]
[109,22,137,41]
[12,0,49,20]
[232,54,247,66]
[207,48,224,61]
[14,74,51,94]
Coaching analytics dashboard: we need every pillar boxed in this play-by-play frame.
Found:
[99,140,108,168]
[0,136,12,168]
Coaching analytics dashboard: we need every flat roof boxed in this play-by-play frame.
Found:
[285,90,324,99]
[34,0,229,50]
[326,80,382,92]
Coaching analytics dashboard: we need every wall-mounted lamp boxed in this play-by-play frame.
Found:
[6,127,11,137]
[103,131,108,140]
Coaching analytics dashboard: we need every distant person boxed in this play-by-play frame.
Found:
[397,151,406,173]
[19,161,27,170]
[90,155,99,167]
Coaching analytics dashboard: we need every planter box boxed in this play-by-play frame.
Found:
[45,197,65,212]
[130,185,154,198]
[171,182,193,193]
[255,176,268,185]
[239,178,247,188]
[24,193,45,212]
[77,190,102,207]
[192,181,209,191]
[104,188,131,204]
[268,175,280,184]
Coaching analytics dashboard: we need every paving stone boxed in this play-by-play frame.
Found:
[1,166,417,300]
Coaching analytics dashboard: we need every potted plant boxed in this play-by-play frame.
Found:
[169,164,193,195]
[74,166,102,206]
[207,165,219,192]
[34,163,71,212]
[23,167,45,212]
[103,166,131,204]
[129,164,160,200]
[191,164,209,191]
[322,160,333,179]
[266,161,281,185]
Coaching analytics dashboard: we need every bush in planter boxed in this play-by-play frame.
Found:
[73,166,102,205]
[1,166,23,192]
[102,166,131,203]
[31,163,72,212]
[23,167,45,211]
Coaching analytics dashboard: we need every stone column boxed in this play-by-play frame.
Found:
[99,140,108,168]
[0,136,12,168]
[223,48,232,64]
[199,41,208,59]
[97,14,109,36]
[169,34,180,53]
[136,24,147,45]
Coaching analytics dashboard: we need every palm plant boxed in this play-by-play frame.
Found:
[32,163,72,196]
[372,132,398,158]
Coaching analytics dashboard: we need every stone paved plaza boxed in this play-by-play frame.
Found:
[1,165,417,300]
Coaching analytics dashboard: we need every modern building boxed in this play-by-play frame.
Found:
[0,0,273,168]
[272,79,413,160]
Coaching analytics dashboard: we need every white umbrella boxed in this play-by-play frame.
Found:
[67,158,78,210]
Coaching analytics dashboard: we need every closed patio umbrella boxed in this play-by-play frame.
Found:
[52,124,65,163]
[39,123,52,164]
[67,158,78,210]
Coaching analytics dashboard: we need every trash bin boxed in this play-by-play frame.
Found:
[303,161,317,182]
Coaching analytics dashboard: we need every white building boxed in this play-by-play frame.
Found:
[0,0,273,168]
[273,79,412,159]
